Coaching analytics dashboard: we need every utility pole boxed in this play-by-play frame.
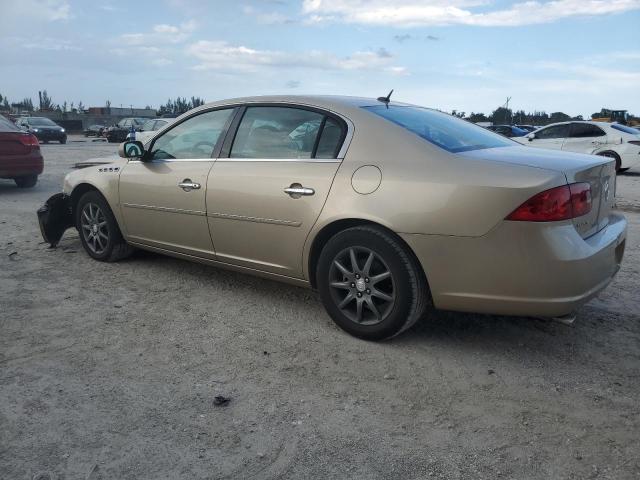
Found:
[505,97,511,124]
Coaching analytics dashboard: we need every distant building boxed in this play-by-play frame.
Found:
[88,107,156,117]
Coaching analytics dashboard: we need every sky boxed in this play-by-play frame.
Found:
[1,0,639,117]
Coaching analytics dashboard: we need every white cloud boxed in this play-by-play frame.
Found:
[119,20,197,46]
[0,0,71,28]
[186,40,406,73]
[301,0,640,27]
[242,6,296,24]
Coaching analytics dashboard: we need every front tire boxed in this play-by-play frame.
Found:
[317,225,430,340]
[14,175,38,188]
[60,136,67,144]
[76,191,134,262]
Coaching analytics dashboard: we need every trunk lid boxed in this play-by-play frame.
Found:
[460,145,614,239]
[565,158,615,239]
[0,132,31,156]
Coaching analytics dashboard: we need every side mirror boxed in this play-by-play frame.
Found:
[526,133,535,141]
[119,140,145,159]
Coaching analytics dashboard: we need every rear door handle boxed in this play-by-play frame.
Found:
[179,179,201,192]
[284,183,315,198]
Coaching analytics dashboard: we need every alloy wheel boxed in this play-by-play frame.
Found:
[80,202,109,255]
[328,246,395,325]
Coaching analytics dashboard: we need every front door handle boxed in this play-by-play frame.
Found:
[284,183,315,198]
[179,179,201,192]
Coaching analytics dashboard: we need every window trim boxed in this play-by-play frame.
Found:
[220,103,349,161]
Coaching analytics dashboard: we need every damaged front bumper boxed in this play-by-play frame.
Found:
[37,193,74,247]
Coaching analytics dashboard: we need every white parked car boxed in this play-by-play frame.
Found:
[126,118,176,145]
[513,121,640,172]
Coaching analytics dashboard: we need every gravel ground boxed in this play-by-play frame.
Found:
[1,137,639,480]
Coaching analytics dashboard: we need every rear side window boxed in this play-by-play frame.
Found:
[535,124,569,139]
[569,123,605,138]
[230,106,345,159]
[363,105,512,153]
[315,117,344,158]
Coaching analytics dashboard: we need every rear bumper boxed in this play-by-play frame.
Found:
[0,153,44,178]
[620,151,640,170]
[401,213,627,318]
[37,193,74,247]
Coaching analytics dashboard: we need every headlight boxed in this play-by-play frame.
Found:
[60,128,65,133]
[33,128,39,132]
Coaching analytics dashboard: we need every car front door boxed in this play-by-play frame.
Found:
[118,107,235,258]
[206,105,348,278]
[561,123,607,154]
[526,124,570,150]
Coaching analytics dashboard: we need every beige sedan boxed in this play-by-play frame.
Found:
[38,96,627,340]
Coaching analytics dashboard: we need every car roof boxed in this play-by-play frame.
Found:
[198,95,414,116]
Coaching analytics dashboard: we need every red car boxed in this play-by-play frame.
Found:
[0,115,43,188]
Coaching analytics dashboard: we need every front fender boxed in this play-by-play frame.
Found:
[37,193,74,247]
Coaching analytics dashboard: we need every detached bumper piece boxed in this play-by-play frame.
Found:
[37,193,74,247]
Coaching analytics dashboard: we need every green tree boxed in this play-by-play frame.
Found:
[490,107,512,124]
[39,90,54,110]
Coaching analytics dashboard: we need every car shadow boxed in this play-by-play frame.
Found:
[124,247,624,364]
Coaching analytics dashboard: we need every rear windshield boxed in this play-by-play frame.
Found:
[363,105,513,153]
[0,115,20,132]
[611,123,640,135]
[28,117,57,126]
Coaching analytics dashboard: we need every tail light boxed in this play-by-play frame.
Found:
[506,183,591,222]
[19,133,40,148]
[628,140,640,146]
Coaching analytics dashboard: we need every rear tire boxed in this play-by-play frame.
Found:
[76,190,134,262]
[597,151,621,173]
[317,225,430,340]
[14,175,38,188]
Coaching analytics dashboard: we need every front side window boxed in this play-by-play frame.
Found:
[535,124,570,139]
[231,107,328,159]
[150,108,233,160]
[363,105,512,153]
[569,123,605,138]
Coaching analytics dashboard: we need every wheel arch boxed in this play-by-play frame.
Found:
[70,182,102,217]
[306,217,428,290]
[596,150,621,172]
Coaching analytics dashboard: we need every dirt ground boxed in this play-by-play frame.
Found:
[1,137,639,480]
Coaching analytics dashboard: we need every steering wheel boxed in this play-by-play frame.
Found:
[194,141,215,150]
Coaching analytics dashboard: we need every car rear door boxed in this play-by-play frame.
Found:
[206,105,348,278]
[561,123,607,154]
[526,124,570,150]
[118,107,235,258]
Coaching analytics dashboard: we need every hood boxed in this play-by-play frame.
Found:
[459,145,608,173]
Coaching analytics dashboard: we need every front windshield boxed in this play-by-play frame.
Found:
[363,105,513,153]
[28,117,57,126]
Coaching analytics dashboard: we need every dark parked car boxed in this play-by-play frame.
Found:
[105,118,147,143]
[16,116,67,144]
[486,125,529,138]
[83,124,106,137]
[0,115,43,188]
